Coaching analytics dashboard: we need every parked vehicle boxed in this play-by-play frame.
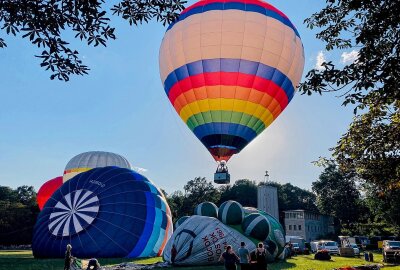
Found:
[310,240,339,255]
[292,243,300,254]
[382,240,400,263]
[350,243,360,256]
[286,236,306,252]
[311,241,319,253]
[338,236,355,257]
[354,235,370,250]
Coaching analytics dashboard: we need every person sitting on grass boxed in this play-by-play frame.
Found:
[86,258,100,270]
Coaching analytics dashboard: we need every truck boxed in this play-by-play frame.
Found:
[382,240,400,263]
[285,236,306,252]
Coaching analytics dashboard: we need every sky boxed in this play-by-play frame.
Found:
[0,0,357,194]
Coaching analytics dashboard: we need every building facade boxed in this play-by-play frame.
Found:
[283,210,334,242]
[257,185,279,220]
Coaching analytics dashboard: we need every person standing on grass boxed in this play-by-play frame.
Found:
[255,242,268,270]
[219,245,240,270]
[238,242,251,270]
[64,244,73,270]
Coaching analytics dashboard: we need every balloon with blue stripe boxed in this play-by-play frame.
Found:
[32,167,173,258]
[159,0,305,162]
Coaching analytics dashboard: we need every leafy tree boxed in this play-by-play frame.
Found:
[0,186,17,202]
[0,0,186,80]
[311,161,366,227]
[16,185,37,206]
[218,179,257,207]
[0,185,39,246]
[364,183,400,233]
[166,177,220,221]
[267,182,318,213]
[183,176,220,208]
[300,0,399,230]
[166,190,185,223]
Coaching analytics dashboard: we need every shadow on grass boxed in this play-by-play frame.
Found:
[268,260,297,269]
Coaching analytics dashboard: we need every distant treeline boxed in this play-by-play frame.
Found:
[0,186,39,246]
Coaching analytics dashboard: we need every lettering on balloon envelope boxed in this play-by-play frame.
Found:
[163,216,256,265]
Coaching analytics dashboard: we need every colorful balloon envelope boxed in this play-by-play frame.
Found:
[37,176,63,210]
[63,151,132,183]
[32,167,173,258]
[159,0,305,161]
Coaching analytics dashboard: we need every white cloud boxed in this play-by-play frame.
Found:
[132,166,148,173]
[341,50,359,64]
[315,51,326,70]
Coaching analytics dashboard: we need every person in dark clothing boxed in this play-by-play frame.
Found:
[64,244,73,270]
[171,244,178,265]
[254,242,267,270]
[219,245,240,270]
[86,258,100,270]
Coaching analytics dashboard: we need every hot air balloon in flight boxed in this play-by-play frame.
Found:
[37,176,63,210]
[63,151,132,183]
[159,0,305,184]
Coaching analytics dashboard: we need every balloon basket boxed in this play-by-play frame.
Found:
[214,172,230,184]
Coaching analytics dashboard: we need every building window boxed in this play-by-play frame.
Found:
[293,225,297,230]
[289,225,292,230]
[285,213,289,218]
[299,225,302,230]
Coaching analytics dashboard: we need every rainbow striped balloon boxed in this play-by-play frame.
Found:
[159,0,304,161]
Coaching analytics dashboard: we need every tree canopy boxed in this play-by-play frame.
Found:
[0,185,39,246]
[300,0,399,209]
[311,161,366,226]
[0,0,186,81]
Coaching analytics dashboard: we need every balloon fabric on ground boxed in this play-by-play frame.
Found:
[159,0,305,162]
[164,215,256,265]
[164,200,286,265]
[32,166,173,258]
[63,151,132,182]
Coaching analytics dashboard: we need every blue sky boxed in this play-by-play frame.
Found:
[0,0,355,193]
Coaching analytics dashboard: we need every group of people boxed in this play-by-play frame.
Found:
[219,242,269,270]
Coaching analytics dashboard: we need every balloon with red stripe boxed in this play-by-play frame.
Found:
[159,0,305,162]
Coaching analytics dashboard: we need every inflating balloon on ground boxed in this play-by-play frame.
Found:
[32,166,173,258]
[165,200,286,265]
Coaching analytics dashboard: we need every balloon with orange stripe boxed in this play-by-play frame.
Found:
[159,0,304,162]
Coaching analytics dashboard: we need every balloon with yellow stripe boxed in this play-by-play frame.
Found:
[63,151,132,183]
[159,0,305,162]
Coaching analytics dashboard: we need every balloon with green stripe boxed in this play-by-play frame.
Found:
[194,202,218,218]
[242,213,270,240]
[218,200,244,225]
[244,207,285,257]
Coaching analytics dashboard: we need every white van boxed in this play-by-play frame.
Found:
[311,240,339,255]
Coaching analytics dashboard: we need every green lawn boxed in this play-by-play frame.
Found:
[1,250,400,270]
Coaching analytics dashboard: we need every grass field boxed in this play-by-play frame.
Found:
[1,250,400,270]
